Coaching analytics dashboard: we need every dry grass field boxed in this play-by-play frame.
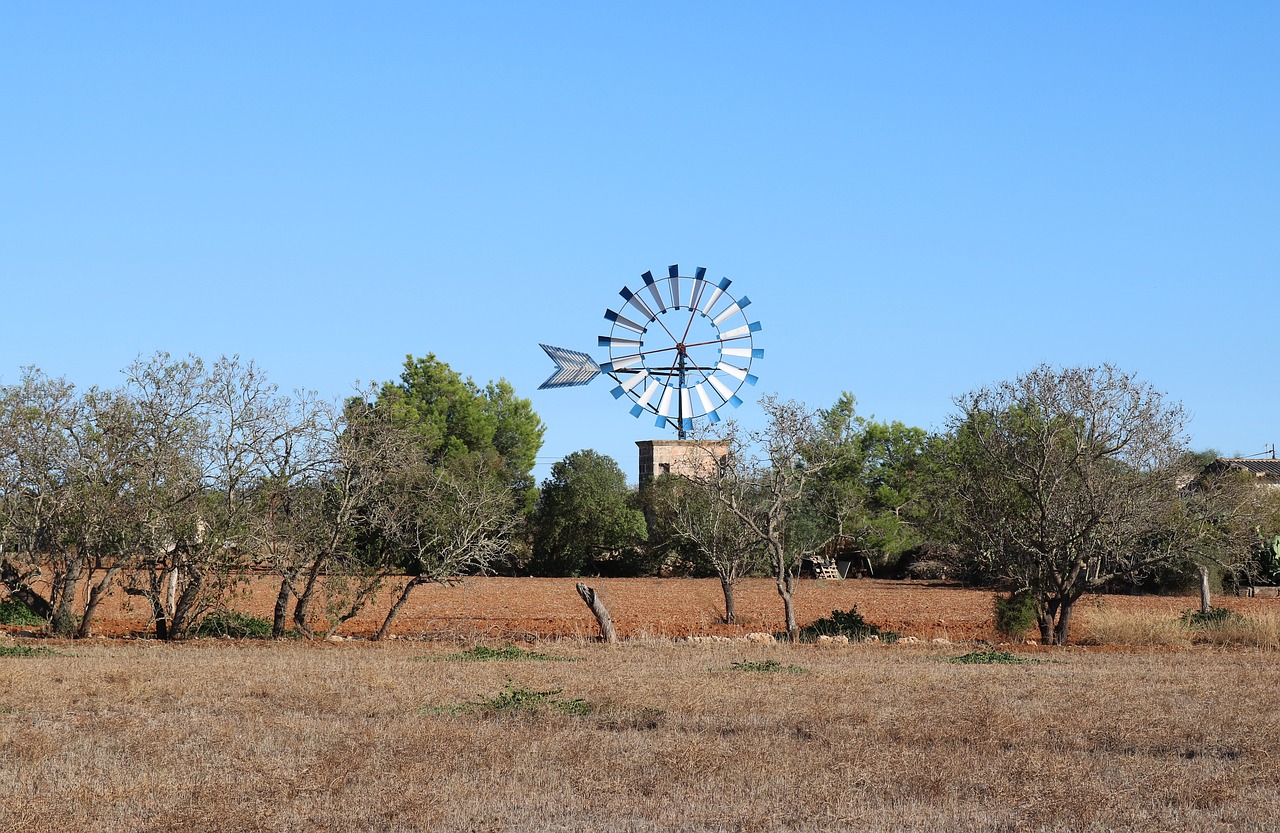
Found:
[3,635,1280,833]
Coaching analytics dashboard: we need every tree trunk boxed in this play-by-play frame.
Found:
[1053,600,1075,646]
[0,560,53,620]
[169,568,204,639]
[293,557,325,636]
[1037,596,1060,644]
[776,575,798,640]
[719,576,736,624]
[1199,565,1212,614]
[273,577,293,638]
[375,576,424,641]
[78,564,123,638]
[576,582,617,643]
[51,560,82,636]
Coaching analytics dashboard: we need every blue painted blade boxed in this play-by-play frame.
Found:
[538,344,602,389]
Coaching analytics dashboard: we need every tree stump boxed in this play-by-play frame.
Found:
[576,582,617,643]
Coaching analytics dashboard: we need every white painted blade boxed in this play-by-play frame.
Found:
[717,363,749,382]
[708,376,735,401]
[635,380,661,409]
[657,385,675,417]
[694,383,714,413]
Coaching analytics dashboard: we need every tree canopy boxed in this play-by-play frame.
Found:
[940,363,1215,644]
[374,354,544,511]
[528,449,647,577]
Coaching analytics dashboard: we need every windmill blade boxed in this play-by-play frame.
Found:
[689,270,707,311]
[642,271,667,312]
[619,287,656,321]
[699,277,732,314]
[667,265,681,309]
[538,344,601,389]
[605,308,646,335]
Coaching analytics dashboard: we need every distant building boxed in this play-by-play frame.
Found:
[1199,457,1280,487]
[636,439,729,484]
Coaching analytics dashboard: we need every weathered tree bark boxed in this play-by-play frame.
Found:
[1053,601,1074,646]
[1199,565,1212,614]
[78,564,124,638]
[168,568,204,639]
[51,560,83,636]
[776,575,798,639]
[720,576,736,624]
[0,560,52,620]
[374,576,426,641]
[293,558,325,636]
[272,577,293,638]
[576,582,617,643]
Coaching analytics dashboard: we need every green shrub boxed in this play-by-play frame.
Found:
[445,680,593,717]
[946,648,1039,665]
[730,659,805,674]
[0,644,55,658]
[1180,606,1244,630]
[798,607,898,643]
[430,644,567,662]
[993,591,1038,640]
[0,597,46,627]
[195,611,274,639]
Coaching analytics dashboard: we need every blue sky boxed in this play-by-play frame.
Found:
[3,3,1277,483]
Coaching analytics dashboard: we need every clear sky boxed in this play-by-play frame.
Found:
[3,2,1277,483]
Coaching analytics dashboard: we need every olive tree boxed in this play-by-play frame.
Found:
[944,364,1204,645]
[647,472,765,623]
[691,396,856,638]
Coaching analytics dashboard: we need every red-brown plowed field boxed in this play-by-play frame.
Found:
[62,576,1279,641]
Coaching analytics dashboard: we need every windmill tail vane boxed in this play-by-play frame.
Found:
[538,344,601,389]
[538,264,762,439]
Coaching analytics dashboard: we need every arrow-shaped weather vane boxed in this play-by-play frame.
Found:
[539,265,762,439]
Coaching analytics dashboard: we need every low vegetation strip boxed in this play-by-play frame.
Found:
[0,644,55,659]
[427,644,570,662]
[945,648,1041,665]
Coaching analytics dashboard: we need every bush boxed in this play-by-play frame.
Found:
[946,649,1038,665]
[430,645,567,662]
[0,644,55,658]
[799,607,898,643]
[1180,606,1244,629]
[730,659,805,674]
[195,611,274,639]
[992,591,1037,640]
[443,680,593,717]
[0,596,46,627]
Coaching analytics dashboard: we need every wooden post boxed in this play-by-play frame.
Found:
[1199,565,1212,614]
[576,582,617,643]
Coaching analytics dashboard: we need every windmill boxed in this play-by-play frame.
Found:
[539,265,763,442]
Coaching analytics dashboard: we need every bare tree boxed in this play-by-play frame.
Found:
[647,472,765,624]
[373,451,515,640]
[0,368,81,631]
[118,353,286,639]
[690,396,854,639]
